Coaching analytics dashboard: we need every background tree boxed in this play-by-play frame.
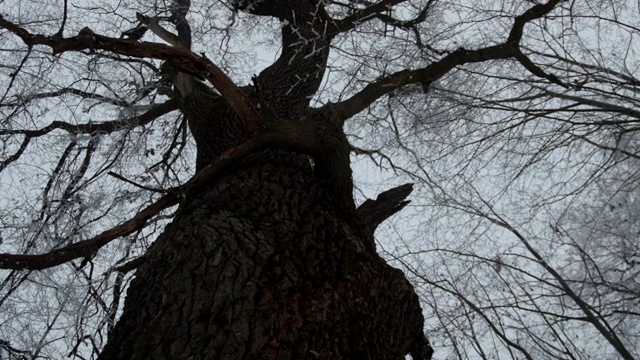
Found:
[366,1,640,358]
[0,0,638,359]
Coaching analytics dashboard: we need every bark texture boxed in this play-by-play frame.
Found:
[99,151,431,359]
[98,1,432,359]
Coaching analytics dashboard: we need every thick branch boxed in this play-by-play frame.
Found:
[0,134,268,270]
[239,1,334,118]
[0,99,177,137]
[332,44,518,121]
[0,136,30,172]
[169,0,192,49]
[0,16,261,134]
[233,0,294,19]
[0,194,179,270]
[0,109,350,270]
[331,0,565,122]
[508,0,564,44]
[335,0,408,33]
[356,183,413,234]
[0,132,273,270]
[0,87,132,108]
[514,50,566,87]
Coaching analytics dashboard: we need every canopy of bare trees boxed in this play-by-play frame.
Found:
[0,0,638,358]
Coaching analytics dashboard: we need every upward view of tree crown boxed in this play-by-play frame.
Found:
[0,0,639,359]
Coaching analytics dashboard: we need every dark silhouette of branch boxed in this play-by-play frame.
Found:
[0,108,348,270]
[0,99,177,137]
[0,15,261,133]
[0,87,132,108]
[331,44,518,121]
[363,0,435,30]
[330,0,566,122]
[357,183,413,234]
[335,0,408,32]
[0,194,178,270]
[0,136,30,172]
[108,172,168,193]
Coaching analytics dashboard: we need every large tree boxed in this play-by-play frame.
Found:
[1,0,638,359]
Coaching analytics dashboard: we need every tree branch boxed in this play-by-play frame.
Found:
[508,0,564,44]
[330,0,565,122]
[0,107,350,270]
[540,88,640,120]
[350,0,435,31]
[331,44,518,121]
[0,15,261,134]
[0,194,179,270]
[356,183,413,234]
[514,50,567,88]
[0,132,272,270]
[0,99,177,136]
[0,136,30,172]
[235,1,335,119]
[0,87,133,108]
[335,0,409,33]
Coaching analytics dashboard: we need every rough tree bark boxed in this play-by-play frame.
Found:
[95,1,433,359]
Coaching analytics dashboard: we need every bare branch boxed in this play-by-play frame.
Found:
[331,44,518,121]
[508,0,564,45]
[0,15,261,134]
[335,0,408,33]
[472,207,636,360]
[0,194,178,270]
[351,0,436,31]
[0,136,30,172]
[108,172,168,193]
[540,89,640,120]
[1,87,134,108]
[0,99,177,136]
[356,183,413,235]
[0,107,346,270]
[331,0,566,123]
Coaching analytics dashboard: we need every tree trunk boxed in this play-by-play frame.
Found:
[98,148,432,359]
[98,1,432,358]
